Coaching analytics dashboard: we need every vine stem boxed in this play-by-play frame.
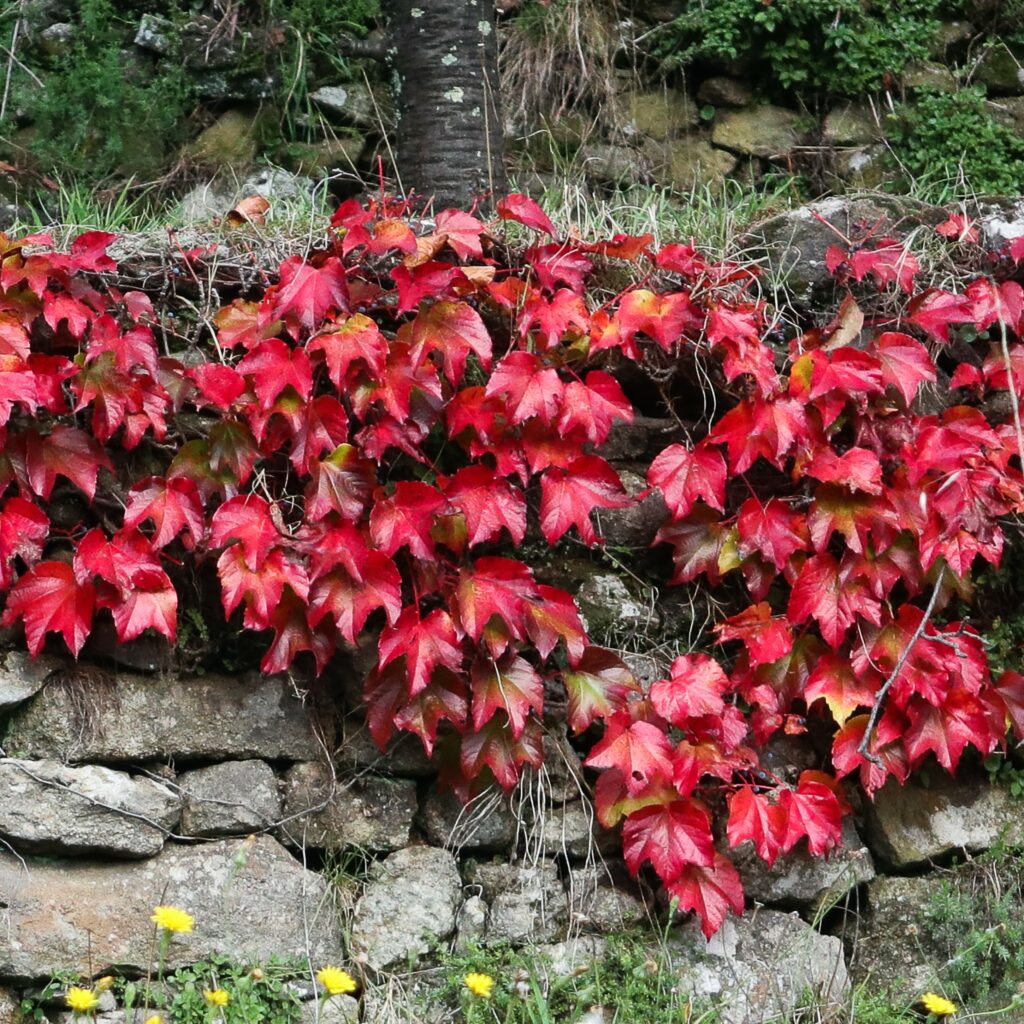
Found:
[998,311,1024,472]
[857,565,946,766]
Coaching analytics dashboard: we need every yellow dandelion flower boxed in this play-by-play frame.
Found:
[464,973,495,999]
[65,987,99,1013]
[145,1016,163,1024]
[150,905,194,933]
[203,989,230,1007]
[921,993,957,1018]
[317,965,358,996]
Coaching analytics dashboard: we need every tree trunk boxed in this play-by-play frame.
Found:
[384,0,507,211]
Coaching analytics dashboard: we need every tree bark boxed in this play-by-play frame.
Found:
[383,0,507,211]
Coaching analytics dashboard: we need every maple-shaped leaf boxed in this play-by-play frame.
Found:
[370,481,448,559]
[19,426,112,501]
[471,651,544,738]
[434,208,486,259]
[0,496,48,588]
[43,290,92,339]
[393,666,470,755]
[518,288,591,350]
[562,646,640,732]
[444,465,527,546]
[831,712,909,795]
[665,852,745,940]
[459,713,545,790]
[871,331,937,405]
[208,419,260,488]
[1,560,95,656]
[804,653,880,725]
[991,670,1024,741]
[526,242,593,293]
[391,261,463,314]
[217,545,310,630]
[308,313,388,387]
[307,551,402,644]
[210,494,281,570]
[289,394,350,475]
[85,316,160,377]
[260,588,334,674]
[613,289,695,353]
[904,691,997,772]
[727,786,786,866]
[907,288,974,342]
[708,397,808,474]
[524,584,588,665]
[124,476,205,550]
[936,213,979,243]
[191,363,247,410]
[236,338,313,409]
[805,447,883,496]
[736,498,809,572]
[966,277,1023,332]
[378,606,464,697]
[648,442,727,519]
[585,713,675,794]
[305,443,376,523]
[847,242,920,292]
[214,299,277,351]
[653,504,734,587]
[496,193,556,236]
[271,255,349,331]
[777,770,845,857]
[484,351,564,425]
[650,654,728,727]
[454,556,537,643]
[539,455,630,545]
[787,552,881,649]
[714,603,793,668]
[409,300,492,385]
[622,799,716,882]
[98,556,178,644]
[556,371,634,446]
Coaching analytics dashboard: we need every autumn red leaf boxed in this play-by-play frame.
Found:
[736,498,809,571]
[378,606,463,697]
[648,442,727,519]
[562,647,640,733]
[523,584,588,665]
[650,654,728,726]
[459,714,545,789]
[622,799,716,881]
[271,255,349,331]
[727,786,786,866]
[585,714,675,794]
[1,560,95,656]
[0,496,48,588]
[444,465,527,546]
[370,481,448,559]
[714,603,793,668]
[539,455,630,545]
[471,651,544,737]
[307,552,402,644]
[496,193,556,236]
[665,853,745,940]
[124,476,205,550]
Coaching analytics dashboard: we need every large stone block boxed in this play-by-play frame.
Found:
[0,651,61,713]
[469,860,569,945]
[2,672,322,762]
[0,758,179,858]
[712,106,803,159]
[422,785,517,853]
[279,763,416,852]
[864,771,1024,868]
[350,846,461,970]
[179,759,281,837]
[0,836,343,981]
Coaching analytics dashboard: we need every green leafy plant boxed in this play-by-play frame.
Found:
[886,86,1024,198]
[649,0,944,100]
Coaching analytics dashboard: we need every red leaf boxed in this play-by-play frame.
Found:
[907,288,974,342]
[217,545,309,630]
[648,442,727,519]
[237,338,313,409]
[524,584,588,665]
[307,552,402,644]
[727,786,786,866]
[272,256,349,331]
[370,481,447,559]
[849,242,920,292]
[562,647,640,732]
[393,667,470,755]
[539,455,629,545]
[0,496,48,588]
[210,494,281,570]
[556,371,634,446]
[709,397,807,474]
[1,560,95,656]
[615,289,694,352]
[872,332,937,405]
[124,476,205,550]
[736,498,809,572]
[454,556,537,643]
[22,426,112,501]
[378,606,463,697]
[435,209,486,259]
[622,799,716,881]
[714,603,793,668]
[804,653,879,725]
[778,771,844,857]
[260,589,334,674]
[805,447,883,495]
[307,313,387,386]
[936,213,979,243]
[410,300,492,385]
[306,444,376,523]
[459,714,545,789]
[444,465,527,546]
[585,714,675,794]
[471,651,544,738]
[650,654,728,726]
[665,852,745,940]
[787,552,881,649]
[485,352,564,425]
[496,193,556,236]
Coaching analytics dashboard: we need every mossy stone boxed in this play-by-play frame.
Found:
[903,60,958,92]
[975,44,1024,96]
[648,137,738,188]
[186,108,260,170]
[627,89,698,141]
[711,105,803,158]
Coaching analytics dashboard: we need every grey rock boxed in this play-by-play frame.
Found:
[0,987,19,1020]
[299,996,359,1024]
[529,731,586,803]
[2,671,322,762]
[601,415,676,461]
[282,137,367,177]
[974,44,1024,96]
[279,763,415,852]
[836,145,888,190]
[712,106,803,159]
[175,182,236,223]
[538,801,608,861]
[823,104,879,146]
[0,835,342,980]
[733,819,875,913]
[240,167,315,203]
[697,77,754,108]
[186,109,259,169]
[351,846,461,969]
[647,138,738,189]
[594,467,668,549]
[976,196,1024,249]
[454,894,488,951]
[38,22,73,57]
[179,760,281,838]
[929,19,973,58]
[311,84,390,129]
[864,771,1024,868]
[422,785,517,853]
[193,71,277,102]
[567,866,647,933]
[0,758,179,857]
[576,573,650,641]
[335,719,434,777]
[134,13,173,54]
[669,910,849,1024]
[903,61,958,92]
[578,143,649,185]
[470,860,569,944]
[845,874,946,1000]
[627,89,698,139]
[0,650,61,713]
[536,936,607,977]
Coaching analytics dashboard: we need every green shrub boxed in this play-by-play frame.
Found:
[649,0,944,100]
[886,86,1024,199]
